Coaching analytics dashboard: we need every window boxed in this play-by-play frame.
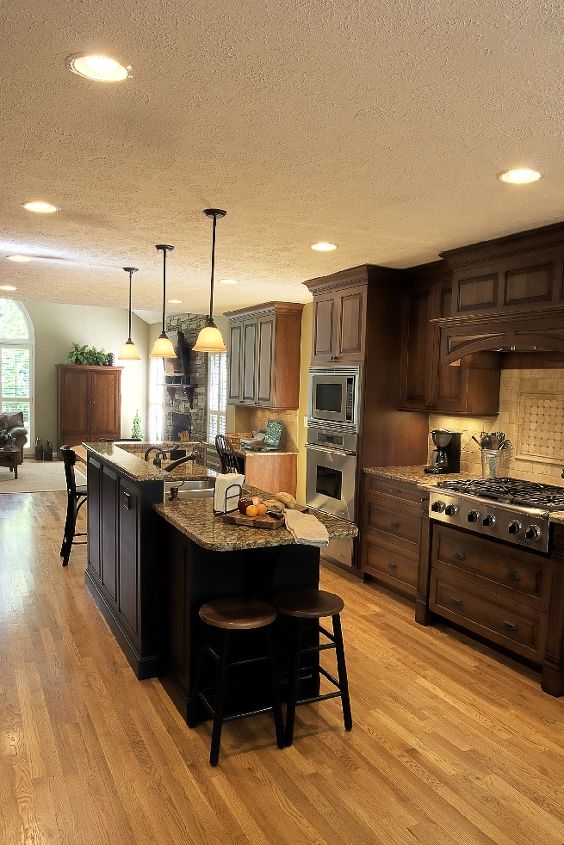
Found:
[148,355,164,441]
[207,353,227,443]
[0,299,34,444]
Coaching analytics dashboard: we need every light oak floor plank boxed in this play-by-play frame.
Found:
[1,491,563,844]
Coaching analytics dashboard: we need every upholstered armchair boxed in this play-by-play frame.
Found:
[0,411,28,465]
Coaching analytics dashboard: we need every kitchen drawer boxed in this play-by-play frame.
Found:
[363,535,418,595]
[429,569,546,662]
[365,500,421,546]
[364,474,425,505]
[432,524,550,609]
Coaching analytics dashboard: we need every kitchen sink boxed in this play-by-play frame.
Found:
[163,478,216,500]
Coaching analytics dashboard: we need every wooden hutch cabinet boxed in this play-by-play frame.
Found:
[226,302,304,409]
[399,262,501,415]
[57,364,122,446]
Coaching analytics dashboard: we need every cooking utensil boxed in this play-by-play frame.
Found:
[480,433,492,448]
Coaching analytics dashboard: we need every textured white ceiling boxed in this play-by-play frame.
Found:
[1,0,563,320]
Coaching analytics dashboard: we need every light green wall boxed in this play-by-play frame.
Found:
[24,301,149,447]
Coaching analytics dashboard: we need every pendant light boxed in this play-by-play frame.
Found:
[118,266,141,360]
[150,244,177,358]
[193,209,227,353]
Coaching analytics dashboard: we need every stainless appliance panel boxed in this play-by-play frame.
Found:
[308,366,361,429]
[306,443,357,523]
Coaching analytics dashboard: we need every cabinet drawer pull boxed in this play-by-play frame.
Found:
[387,561,398,570]
[502,619,518,631]
[453,552,466,561]
[449,596,463,607]
[122,491,132,510]
[506,570,521,582]
[389,520,400,529]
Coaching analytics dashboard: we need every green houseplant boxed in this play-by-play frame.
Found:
[66,343,111,366]
[0,429,15,447]
[131,410,143,441]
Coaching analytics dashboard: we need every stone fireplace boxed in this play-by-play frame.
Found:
[163,314,209,443]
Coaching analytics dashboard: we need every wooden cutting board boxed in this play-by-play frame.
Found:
[222,512,285,529]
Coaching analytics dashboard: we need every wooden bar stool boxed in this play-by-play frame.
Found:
[275,588,352,747]
[187,597,285,766]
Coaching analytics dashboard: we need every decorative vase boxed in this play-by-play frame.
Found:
[34,437,44,461]
[106,353,115,366]
[44,440,53,461]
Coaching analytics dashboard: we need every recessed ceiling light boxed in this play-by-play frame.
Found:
[22,201,59,214]
[311,242,337,252]
[498,168,542,185]
[219,278,238,285]
[66,53,131,82]
[0,285,17,291]
[7,254,33,262]
[167,299,183,304]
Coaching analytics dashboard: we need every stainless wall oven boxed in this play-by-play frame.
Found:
[308,367,361,429]
[306,425,358,566]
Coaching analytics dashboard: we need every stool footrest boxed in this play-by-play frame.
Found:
[296,690,342,706]
[319,666,340,688]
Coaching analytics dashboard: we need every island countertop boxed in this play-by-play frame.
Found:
[155,494,358,552]
[83,441,214,483]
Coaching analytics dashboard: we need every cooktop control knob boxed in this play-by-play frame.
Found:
[483,514,496,527]
[508,521,522,535]
[445,504,459,516]
[431,500,446,513]
[525,525,541,541]
[467,510,480,523]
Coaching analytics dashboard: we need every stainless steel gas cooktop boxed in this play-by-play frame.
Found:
[428,477,564,552]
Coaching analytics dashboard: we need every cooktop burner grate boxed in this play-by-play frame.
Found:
[436,477,564,511]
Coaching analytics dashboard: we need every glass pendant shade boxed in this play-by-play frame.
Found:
[193,321,227,353]
[150,331,176,358]
[193,208,227,354]
[150,244,176,358]
[119,339,141,360]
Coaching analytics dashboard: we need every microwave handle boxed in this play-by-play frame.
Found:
[306,443,357,457]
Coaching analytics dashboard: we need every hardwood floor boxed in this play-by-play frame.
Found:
[1,491,564,844]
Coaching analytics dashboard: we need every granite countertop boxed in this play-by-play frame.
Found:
[234,448,299,456]
[363,465,479,488]
[84,441,214,483]
[155,486,358,552]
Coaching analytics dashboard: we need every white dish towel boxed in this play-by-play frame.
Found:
[284,509,330,547]
[213,472,245,513]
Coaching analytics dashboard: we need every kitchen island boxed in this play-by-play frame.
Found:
[84,441,357,718]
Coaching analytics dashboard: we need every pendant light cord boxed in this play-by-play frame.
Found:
[127,269,133,341]
[162,248,167,333]
[209,212,217,322]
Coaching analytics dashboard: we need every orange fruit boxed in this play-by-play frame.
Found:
[245,504,258,517]
[256,503,267,515]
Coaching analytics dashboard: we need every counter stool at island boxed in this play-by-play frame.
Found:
[187,597,285,766]
[275,589,352,747]
[60,446,88,567]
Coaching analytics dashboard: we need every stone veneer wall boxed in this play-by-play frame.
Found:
[164,314,209,443]
[430,368,564,483]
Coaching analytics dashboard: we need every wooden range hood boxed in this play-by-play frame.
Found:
[433,221,564,363]
[434,306,564,363]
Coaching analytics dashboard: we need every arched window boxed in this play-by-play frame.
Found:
[0,299,34,445]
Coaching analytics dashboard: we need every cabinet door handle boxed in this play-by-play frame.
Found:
[506,570,521,582]
[502,619,518,631]
[389,520,400,529]
[449,596,463,607]
[387,561,398,570]
[453,552,466,561]
[122,491,132,510]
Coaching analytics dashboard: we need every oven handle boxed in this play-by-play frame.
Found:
[305,443,357,457]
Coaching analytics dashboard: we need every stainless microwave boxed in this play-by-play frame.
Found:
[308,367,361,429]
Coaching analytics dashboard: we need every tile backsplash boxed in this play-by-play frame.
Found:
[430,368,564,484]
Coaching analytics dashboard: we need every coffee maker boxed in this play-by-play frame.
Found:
[424,428,461,474]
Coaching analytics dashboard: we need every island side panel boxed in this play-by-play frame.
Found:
[158,517,320,721]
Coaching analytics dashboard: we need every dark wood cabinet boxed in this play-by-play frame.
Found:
[85,450,162,679]
[360,473,429,598]
[57,364,122,446]
[226,302,303,409]
[399,266,501,414]
[309,281,366,364]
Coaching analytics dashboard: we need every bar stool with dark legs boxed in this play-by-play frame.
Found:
[59,445,88,567]
[187,597,285,766]
[275,588,352,747]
